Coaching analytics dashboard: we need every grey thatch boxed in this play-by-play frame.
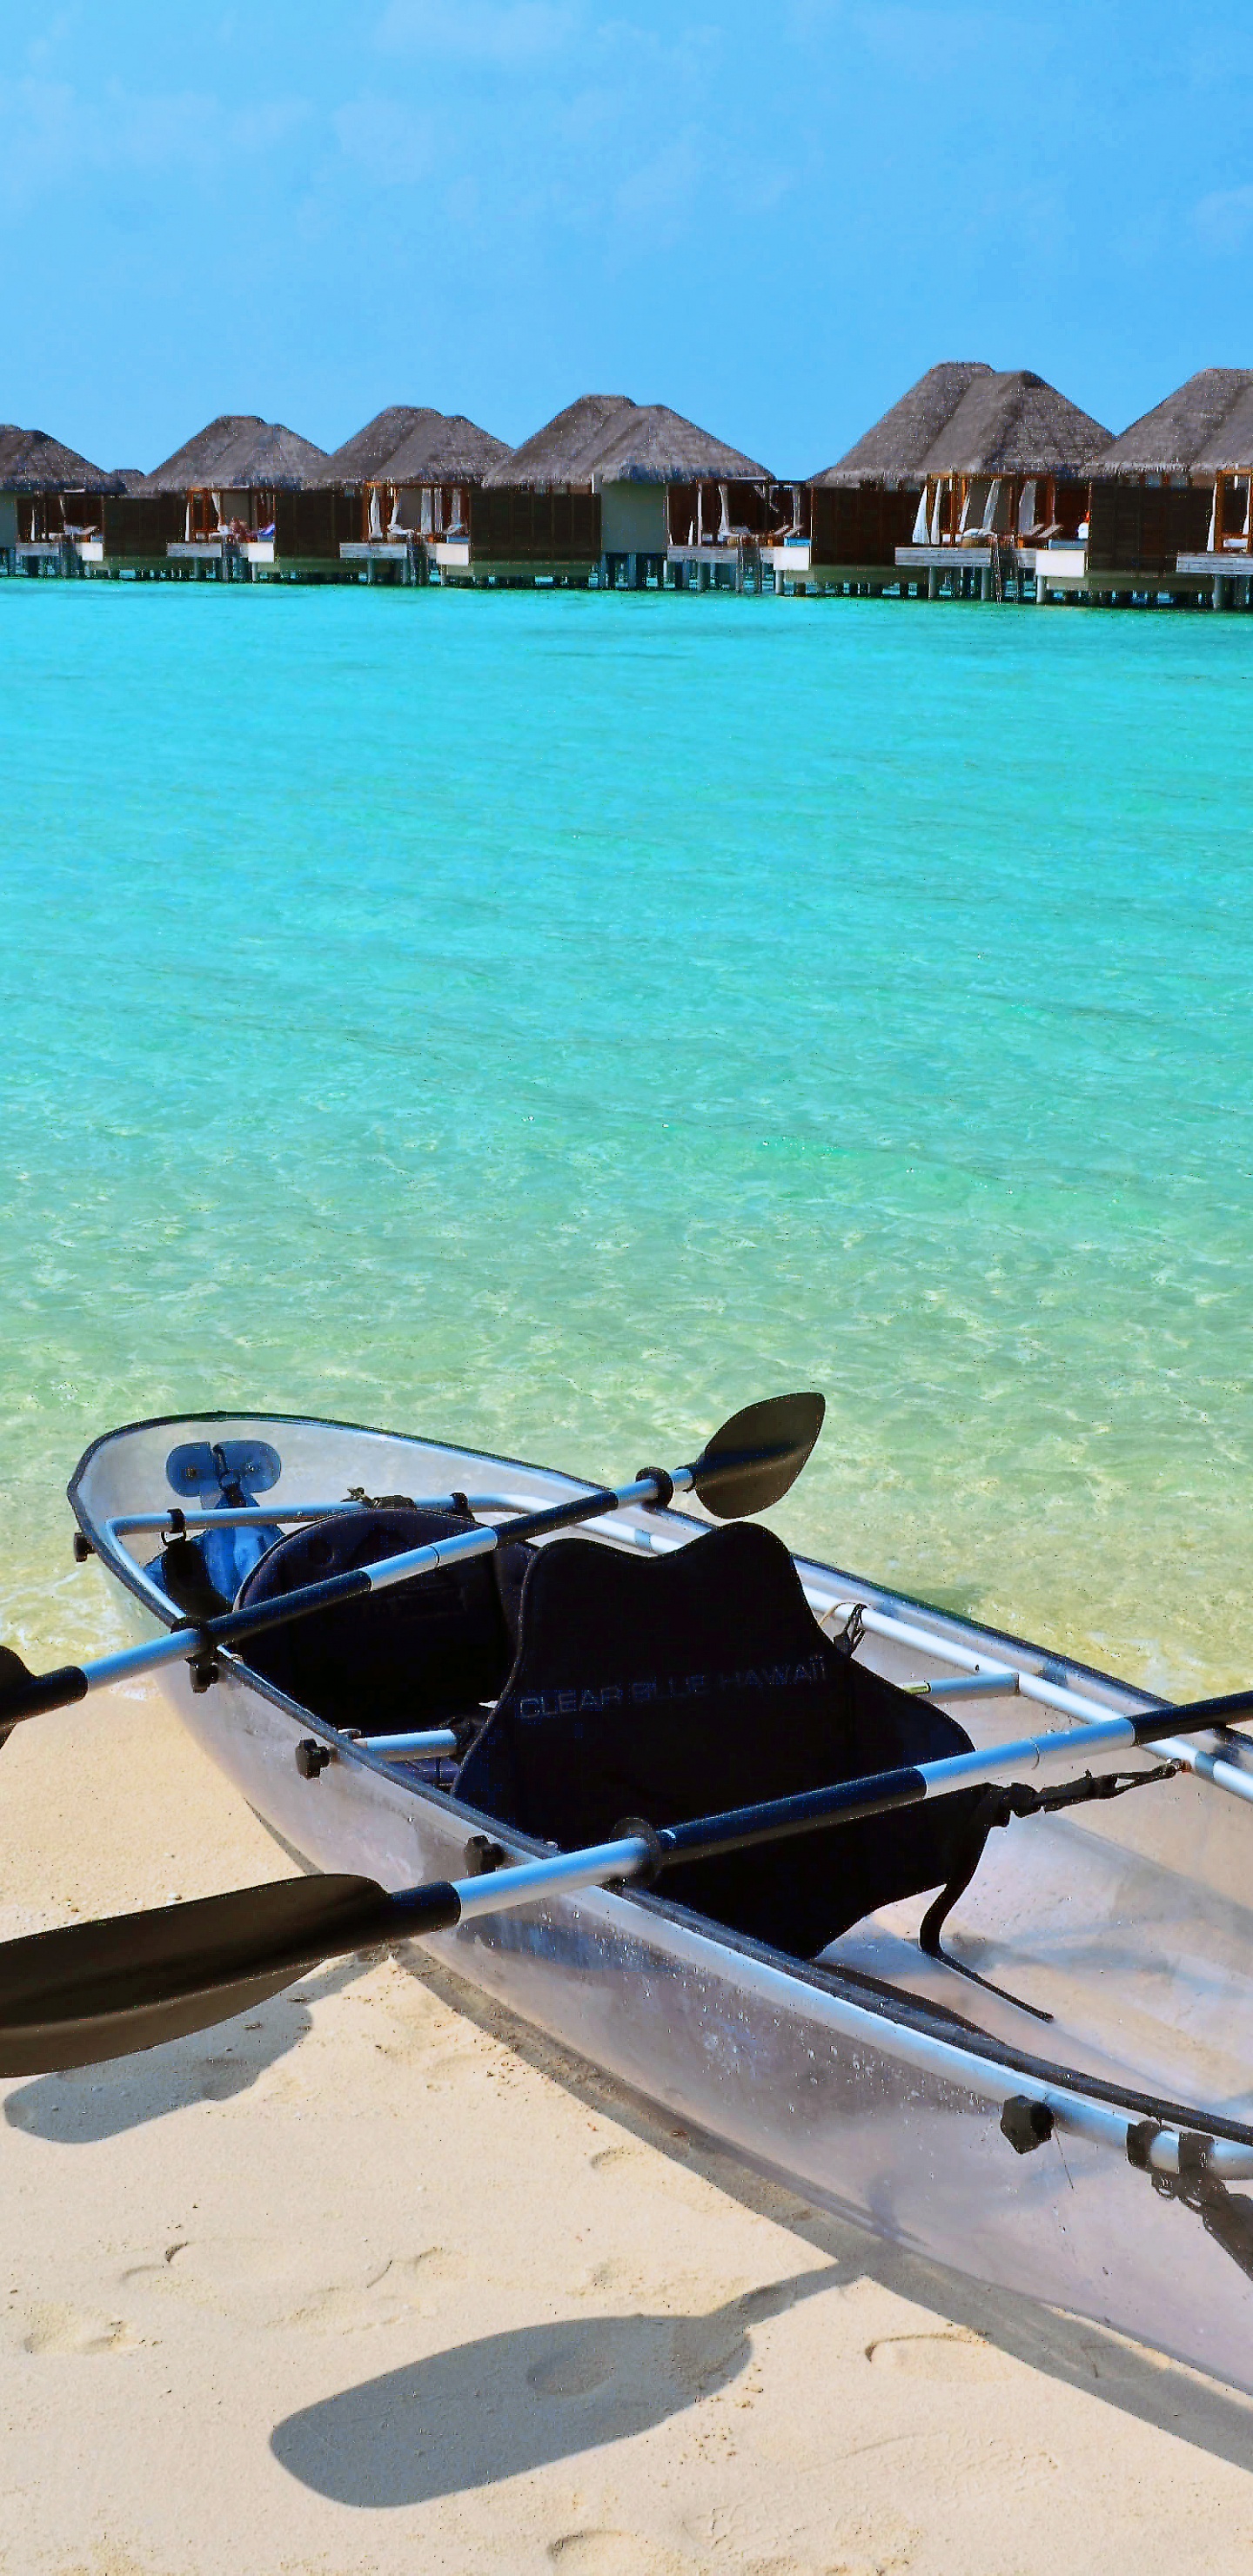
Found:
[0,425,124,493]
[917,371,1111,478]
[1095,369,1253,477]
[813,365,1109,487]
[322,406,444,484]
[482,394,639,490]
[111,468,150,494]
[380,412,510,485]
[139,414,329,493]
[813,363,994,487]
[591,403,768,484]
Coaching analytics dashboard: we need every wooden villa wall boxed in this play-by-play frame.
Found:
[101,494,186,555]
[809,485,919,566]
[273,490,358,558]
[469,488,600,560]
[1088,482,1209,576]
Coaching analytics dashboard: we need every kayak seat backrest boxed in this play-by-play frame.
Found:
[455,1522,987,1961]
[233,1506,534,1734]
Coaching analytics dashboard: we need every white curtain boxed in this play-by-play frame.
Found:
[420,488,432,535]
[184,500,192,542]
[697,485,704,543]
[929,483,942,544]
[211,492,224,528]
[368,487,383,540]
[1206,487,1217,553]
[717,482,730,541]
[911,485,928,543]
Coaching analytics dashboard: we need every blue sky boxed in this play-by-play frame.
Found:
[5,1,1253,474]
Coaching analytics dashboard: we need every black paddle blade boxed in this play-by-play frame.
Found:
[0,1648,30,1750]
[688,1392,826,1519]
[0,1872,401,2076]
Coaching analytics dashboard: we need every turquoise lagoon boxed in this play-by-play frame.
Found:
[3,580,1253,1694]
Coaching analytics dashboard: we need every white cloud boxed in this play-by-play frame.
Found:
[332,93,439,183]
[1195,183,1253,252]
[373,0,578,63]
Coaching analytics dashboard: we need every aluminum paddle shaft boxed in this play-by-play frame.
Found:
[0,1682,1240,2075]
[0,1394,825,1732]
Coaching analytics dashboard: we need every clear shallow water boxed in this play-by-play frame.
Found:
[2,581,1252,1692]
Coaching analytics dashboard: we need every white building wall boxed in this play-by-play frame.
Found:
[600,480,667,553]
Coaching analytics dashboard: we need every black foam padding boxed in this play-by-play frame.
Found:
[235,1508,532,1734]
[456,1524,985,1960]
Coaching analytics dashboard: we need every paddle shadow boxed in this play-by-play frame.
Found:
[3,1958,361,2144]
[271,2267,831,2506]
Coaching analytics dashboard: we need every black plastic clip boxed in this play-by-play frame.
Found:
[71,1532,94,1562]
[295,1737,332,1779]
[635,1466,675,1513]
[1000,2095,1055,2155]
[463,1833,508,1875]
[187,1647,219,1695]
[1125,2117,1163,2170]
[163,1508,188,1546]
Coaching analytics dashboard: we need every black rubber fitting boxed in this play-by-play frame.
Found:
[1125,2117,1163,2170]
[1000,2096,1055,2155]
[295,1737,332,1778]
[71,1532,94,1563]
[462,1834,509,1876]
[635,1465,675,1512]
[610,1815,666,1885]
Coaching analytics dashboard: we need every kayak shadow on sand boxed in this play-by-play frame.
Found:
[271,2266,835,2506]
[2,1959,361,2146]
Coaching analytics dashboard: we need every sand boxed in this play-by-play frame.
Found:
[2,1687,1253,2576]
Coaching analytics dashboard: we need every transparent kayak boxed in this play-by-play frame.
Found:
[67,1408,1253,2395]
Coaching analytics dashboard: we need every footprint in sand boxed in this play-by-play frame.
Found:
[285,2250,464,2334]
[548,2534,693,2574]
[21,2303,137,2356]
[587,2143,640,2173]
[865,2328,1005,2379]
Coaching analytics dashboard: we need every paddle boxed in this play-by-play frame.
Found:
[0,1680,1243,2076]
[0,1395,825,1735]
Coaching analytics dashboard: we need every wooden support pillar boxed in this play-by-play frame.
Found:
[927,565,939,600]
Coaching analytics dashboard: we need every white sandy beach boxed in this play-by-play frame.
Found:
[2,1683,1253,2576]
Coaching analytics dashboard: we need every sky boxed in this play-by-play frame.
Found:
[5,0,1253,474]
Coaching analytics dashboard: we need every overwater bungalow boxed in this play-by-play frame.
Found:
[0,426,124,571]
[800,362,992,591]
[463,394,771,586]
[1083,371,1253,604]
[329,410,509,577]
[893,369,1112,599]
[105,416,343,576]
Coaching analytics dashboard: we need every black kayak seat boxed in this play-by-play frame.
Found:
[233,1506,533,1734]
[455,1521,987,1962]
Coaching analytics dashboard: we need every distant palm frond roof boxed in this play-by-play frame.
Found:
[482,394,640,489]
[591,403,769,483]
[812,363,995,486]
[322,406,445,483]
[139,414,329,493]
[111,468,150,494]
[0,425,124,493]
[381,413,510,484]
[1096,369,1253,476]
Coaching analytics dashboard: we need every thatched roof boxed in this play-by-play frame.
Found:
[917,371,1111,478]
[1096,369,1253,477]
[591,404,768,484]
[813,363,993,487]
[322,406,444,484]
[0,425,124,493]
[111,468,150,494]
[139,414,329,493]
[379,412,510,485]
[813,365,1110,486]
[482,394,639,490]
